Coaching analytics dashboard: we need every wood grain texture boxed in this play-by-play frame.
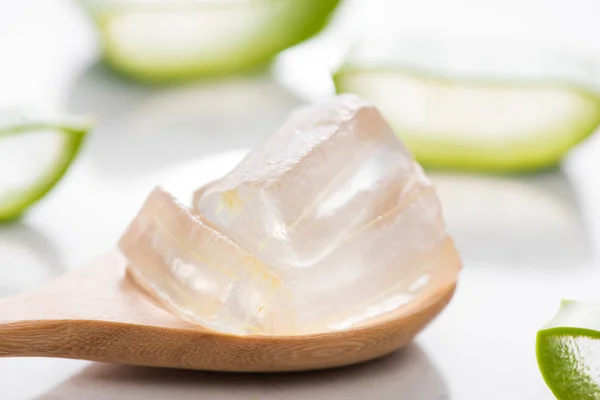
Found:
[0,250,459,372]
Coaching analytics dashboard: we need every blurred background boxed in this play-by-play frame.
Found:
[3,0,600,399]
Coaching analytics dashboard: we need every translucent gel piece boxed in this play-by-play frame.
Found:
[119,187,295,334]
[194,95,431,268]
[121,95,460,335]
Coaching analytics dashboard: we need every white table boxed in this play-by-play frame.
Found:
[3,1,600,398]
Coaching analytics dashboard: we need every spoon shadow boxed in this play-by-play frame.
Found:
[0,221,64,296]
[36,344,448,400]
[431,168,592,269]
[65,62,304,178]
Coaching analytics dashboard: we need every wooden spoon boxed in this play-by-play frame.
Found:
[0,249,458,372]
[0,151,460,372]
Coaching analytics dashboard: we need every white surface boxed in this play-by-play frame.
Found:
[3,0,600,399]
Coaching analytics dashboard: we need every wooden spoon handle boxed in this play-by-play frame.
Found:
[0,252,201,365]
[0,317,202,368]
[0,319,97,359]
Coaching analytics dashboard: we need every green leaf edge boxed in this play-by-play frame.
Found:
[537,300,600,400]
[0,116,94,222]
[333,66,600,173]
[79,0,341,83]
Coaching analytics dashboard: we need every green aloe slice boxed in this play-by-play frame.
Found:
[0,111,93,222]
[80,0,339,82]
[537,300,600,399]
[334,40,600,172]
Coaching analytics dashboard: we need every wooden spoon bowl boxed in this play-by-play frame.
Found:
[0,250,457,372]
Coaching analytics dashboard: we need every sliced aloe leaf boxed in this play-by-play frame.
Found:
[537,300,600,399]
[0,111,93,222]
[334,38,600,172]
[80,0,340,82]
